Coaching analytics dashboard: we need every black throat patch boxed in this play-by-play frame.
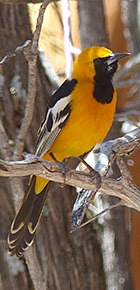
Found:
[93,57,117,104]
[93,75,114,104]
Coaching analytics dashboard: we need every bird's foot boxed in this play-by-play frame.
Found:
[49,153,70,183]
[79,157,101,192]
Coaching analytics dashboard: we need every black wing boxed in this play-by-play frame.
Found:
[35,79,77,157]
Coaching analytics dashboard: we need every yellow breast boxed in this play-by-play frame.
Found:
[48,82,117,161]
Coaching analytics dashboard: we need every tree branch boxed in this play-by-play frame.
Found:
[0,40,31,65]
[0,128,140,213]
[94,127,140,176]
[12,41,36,160]
[31,0,51,55]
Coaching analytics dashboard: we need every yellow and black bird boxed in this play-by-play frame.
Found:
[8,46,129,257]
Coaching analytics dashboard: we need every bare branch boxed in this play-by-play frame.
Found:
[31,0,51,56]
[94,127,140,176]
[0,153,139,211]
[0,40,31,66]
[12,42,36,160]
[0,128,140,213]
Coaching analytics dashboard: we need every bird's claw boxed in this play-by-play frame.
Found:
[90,168,101,192]
[49,153,70,183]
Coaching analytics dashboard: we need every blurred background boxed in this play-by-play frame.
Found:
[0,0,140,289]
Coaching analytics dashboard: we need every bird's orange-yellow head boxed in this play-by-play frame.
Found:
[72,46,129,82]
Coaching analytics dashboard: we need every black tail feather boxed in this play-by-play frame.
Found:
[8,176,49,257]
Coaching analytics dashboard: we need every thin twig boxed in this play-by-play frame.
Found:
[0,40,31,65]
[71,200,123,232]
[12,43,36,160]
[31,0,51,56]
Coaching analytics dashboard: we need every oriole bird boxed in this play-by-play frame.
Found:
[8,46,129,257]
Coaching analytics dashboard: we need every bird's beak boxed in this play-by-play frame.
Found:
[107,52,130,66]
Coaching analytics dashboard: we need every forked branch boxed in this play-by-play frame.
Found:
[0,127,140,212]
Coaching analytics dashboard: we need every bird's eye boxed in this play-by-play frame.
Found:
[94,58,102,66]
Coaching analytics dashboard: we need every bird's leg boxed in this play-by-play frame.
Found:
[49,152,70,183]
[79,156,101,191]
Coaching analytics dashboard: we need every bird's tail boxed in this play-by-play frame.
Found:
[8,176,49,257]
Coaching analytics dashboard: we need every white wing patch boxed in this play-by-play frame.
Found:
[35,78,77,157]
[42,94,71,133]
[52,95,71,123]
[35,94,72,157]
